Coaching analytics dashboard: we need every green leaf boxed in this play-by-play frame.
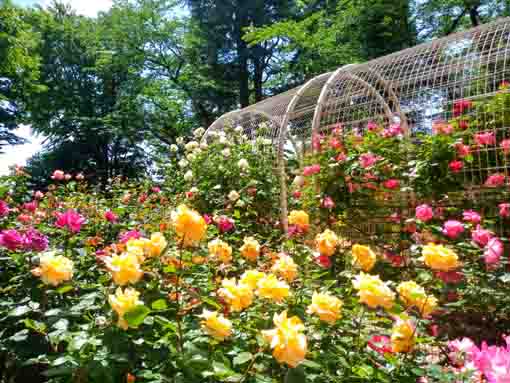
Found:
[202,297,221,309]
[233,352,252,365]
[124,305,151,328]
[151,299,168,310]
[9,305,31,317]
[285,366,306,383]
[56,285,73,294]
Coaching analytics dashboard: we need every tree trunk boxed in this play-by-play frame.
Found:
[469,6,480,26]
[235,6,250,107]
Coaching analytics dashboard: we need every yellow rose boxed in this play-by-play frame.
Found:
[351,244,376,272]
[256,274,291,302]
[397,281,438,317]
[288,210,309,230]
[218,278,253,311]
[208,238,233,264]
[108,287,143,330]
[352,272,395,309]
[147,232,167,257]
[262,310,307,367]
[391,318,415,353]
[33,251,74,286]
[199,309,232,341]
[306,292,343,324]
[315,229,339,257]
[239,270,266,290]
[105,253,143,286]
[240,237,260,262]
[421,243,460,271]
[171,205,207,247]
[271,254,298,282]
[126,238,151,260]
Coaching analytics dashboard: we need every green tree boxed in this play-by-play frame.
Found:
[0,0,42,150]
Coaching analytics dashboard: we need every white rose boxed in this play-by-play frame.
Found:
[176,137,184,145]
[170,144,178,152]
[235,199,245,208]
[200,142,208,149]
[178,159,189,168]
[185,141,199,152]
[292,175,305,187]
[262,138,272,146]
[190,187,199,193]
[228,190,240,201]
[219,135,228,145]
[193,127,205,138]
[238,158,249,170]
[184,170,193,182]
[213,184,222,190]
[186,153,196,162]
[221,148,231,157]
[234,125,244,133]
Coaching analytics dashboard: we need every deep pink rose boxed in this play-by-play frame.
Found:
[474,131,496,146]
[119,230,141,243]
[416,204,434,222]
[381,124,403,138]
[359,153,378,168]
[366,121,378,132]
[368,335,392,355]
[436,271,464,284]
[383,179,400,190]
[303,164,321,176]
[472,225,494,247]
[216,216,234,233]
[0,229,25,251]
[462,210,481,224]
[104,210,118,223]
[55,209,86,233]
[203,214,212,225]
[499,203,510,218]
[449,160,463,173]
[22,201,38,213]
[453,99,472,117]
[24,228,49,252]
[458,120,469,130]
[484,237,504,268]
[442,220,464,239]
[500,139,510,155]
[485,173,506,187]
[0,200,9,217]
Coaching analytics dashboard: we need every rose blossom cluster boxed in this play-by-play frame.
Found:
[0,228,48,252]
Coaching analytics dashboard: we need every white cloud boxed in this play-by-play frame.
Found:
[0,126,45,175]
[40,0,112,17]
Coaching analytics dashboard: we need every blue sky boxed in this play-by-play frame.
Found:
[1,0,113,175]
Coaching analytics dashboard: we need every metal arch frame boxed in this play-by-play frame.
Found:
[311,65,397,143]
[277,73,333,232]
[202,109,241,143]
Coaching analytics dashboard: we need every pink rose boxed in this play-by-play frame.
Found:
[51,170,65,181]
[75,173,85,181]
[151,186,161,193]
[381,124,403,138]
[449,160,464,173]
[104,210,118,223]
[458,120,469,130]
[462,210,481,224]
[22,201,38,213]
[24,228,49,252]
[64,174,72,181]
[120,230,141,243]
[34,191,44,199]
[0,200,9,217]
[499,203,510,218]
[474,131,496,146]
[17,214,32,223]
[383,179,400,190]
[0,229,25,251]
[485,173,506,187]
[442,220,464,239]
[216,215,234,233]
[501,139,510,155]
[500,80,510,90]
[366,121,378,132]
[336,152,347,162]
[303,164,321,176]
[293,191,301,199]
[203,214,212,225]
[55,209,86,233]
[368,335,392,355]
[416,204,434,222]
[453,99,473,117]
[483,237,504,268]
[312,134,322,151]
[359,153,378,168]
[321,196,335,209]
[455,143,470,158]
[433,120,454,135]
[472,225,494,247]
[329,137,342,150]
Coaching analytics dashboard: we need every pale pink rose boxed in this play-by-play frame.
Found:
[64,174,72,181]
[485,173,506,187]
[432,120,453,135]
[75,173,85,181]
[455,142,470,158]
[51,170,65,181]
[442,220,464,239]
[462,210,481,224]
[312,134,323,151]
[34,191,44,199]
[472,225,494,247]
[303,164,321,176]
[382,124,403,138]
[449,160,463,173]
[474,131,496,146]
[416,204,434,222]
[448,337,476,365]
[321,196,335,209]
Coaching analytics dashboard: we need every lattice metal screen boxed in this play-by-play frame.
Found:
[204,18,510,237]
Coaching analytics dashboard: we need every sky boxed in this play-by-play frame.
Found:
[0,0,113,175]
